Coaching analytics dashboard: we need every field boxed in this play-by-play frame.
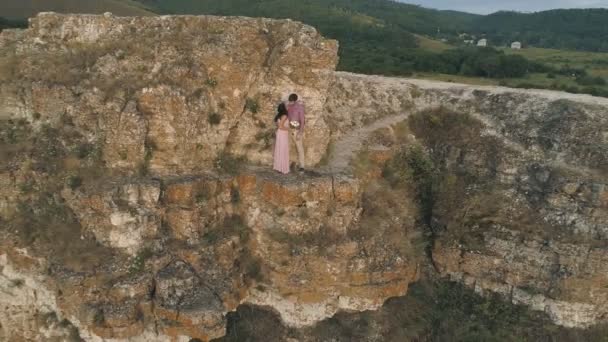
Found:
[504,47,608,77]
[412,36,608,96]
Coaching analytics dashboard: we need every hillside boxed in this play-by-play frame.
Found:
[0,0,154,19]
[471,9,608,52]
[136,0,608,54]
[137,0,478,34]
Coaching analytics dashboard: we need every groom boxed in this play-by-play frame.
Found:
[286,93,306,171]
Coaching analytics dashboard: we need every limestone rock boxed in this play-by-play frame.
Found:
[2,12,608,342]
[1,13,338,175]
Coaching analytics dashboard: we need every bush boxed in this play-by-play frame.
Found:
[230,186,240,204]
[215,152,246,175]
[203,215,250,245]
[128,248,153,275]
[254,130,274,150]
[208,112,222,125]
[66,175,83,190]
[74,143,95,159]
[383,145,436,223]
[576,75,607,86]
[244,98,259,114]
[205,78,218,87]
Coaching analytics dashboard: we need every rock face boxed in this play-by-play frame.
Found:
[1,168,420,341]
[1,12,338,175]
[328,72,608,328]
[1,13,608,342]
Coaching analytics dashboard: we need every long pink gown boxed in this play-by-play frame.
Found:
[273,118,290,174]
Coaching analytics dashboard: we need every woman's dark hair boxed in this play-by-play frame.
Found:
[288,93,298,102]
[274,102,288,122]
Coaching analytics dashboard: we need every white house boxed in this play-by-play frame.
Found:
[511,41,522,49]
[477,39,487,47]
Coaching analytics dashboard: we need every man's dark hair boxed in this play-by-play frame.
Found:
[288,93,298,102]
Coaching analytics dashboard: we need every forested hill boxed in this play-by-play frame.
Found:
[136,0,478,35]
[0,0,154,20]
[135,1,608,53]
[471,9,608,52]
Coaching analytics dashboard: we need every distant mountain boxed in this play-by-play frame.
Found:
[0,0,154,20]
[470,9,608,52]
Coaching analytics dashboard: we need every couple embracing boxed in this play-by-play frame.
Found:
[273,93,305,174]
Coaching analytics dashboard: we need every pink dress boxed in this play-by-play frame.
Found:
[273,118,290,174]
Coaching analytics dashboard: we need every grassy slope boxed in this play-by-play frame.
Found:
[1,0,154,19]
[415,34,453,52]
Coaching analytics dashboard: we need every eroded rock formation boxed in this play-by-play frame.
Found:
[329,72,608,328]
[1,12,607,342]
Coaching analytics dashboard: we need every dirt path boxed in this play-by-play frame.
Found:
[323,113,409,173]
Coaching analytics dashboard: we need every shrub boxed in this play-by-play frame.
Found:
[128,248,153,275]
[9,279,24,288]
[254,130,274,150]
[205,78,218,87]
[230,186,240,204]
[195,189,211,204]
[66,175,83,190]
[74,143,95,159]
[203,215,250,244]
[215,152,246,175]
[576,75,607,86]
[137,162,149,177]
[208,112,222,125]
[19,179,35,193]
[244,98,260,114]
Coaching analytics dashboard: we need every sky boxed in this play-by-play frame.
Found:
[401,0,608,14]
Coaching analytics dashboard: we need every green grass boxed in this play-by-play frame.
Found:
[415,34,453,53]
[409,37,608,96]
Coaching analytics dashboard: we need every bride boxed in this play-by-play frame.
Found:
[273,103,290,174]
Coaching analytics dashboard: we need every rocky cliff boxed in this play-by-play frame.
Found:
[1,13,607,342]
[327,72,608,329]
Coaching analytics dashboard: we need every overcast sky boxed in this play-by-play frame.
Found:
[401,0,608,14]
